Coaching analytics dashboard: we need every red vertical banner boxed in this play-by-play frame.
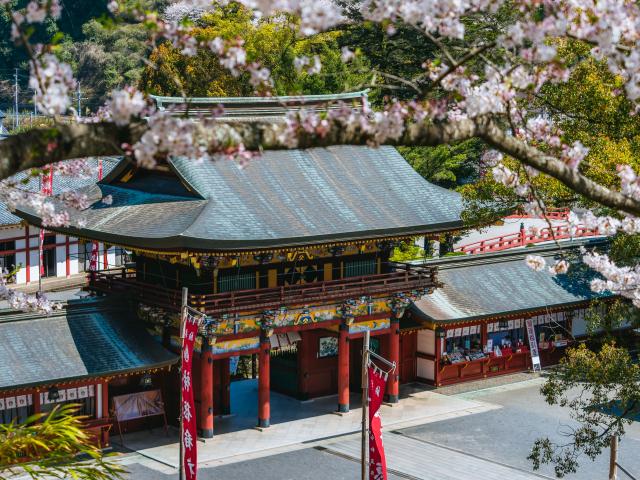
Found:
[368,365,388,480]
[39,167,54,276]
[90,159,103,274]
[182,312,200,480]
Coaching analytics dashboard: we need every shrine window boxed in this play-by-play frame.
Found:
[0,394,32,424]
[0,240,16,279]
[218,270,256,293]
[344,258,376,278]
[487,320,526,354]
[40,386,96,418]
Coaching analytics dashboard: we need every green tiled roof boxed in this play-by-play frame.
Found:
[0,299,177,391]
[411,240,612,323]
[16,146,463,252]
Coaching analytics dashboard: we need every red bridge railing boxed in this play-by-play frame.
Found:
[505,207,570,220]
[455,225,600,255]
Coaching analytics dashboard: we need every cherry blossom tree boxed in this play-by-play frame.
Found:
[4,0,640,473]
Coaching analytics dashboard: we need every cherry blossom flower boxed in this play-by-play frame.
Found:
[549,259,570,275]
[525,255,547,272]
[107,88,148,126]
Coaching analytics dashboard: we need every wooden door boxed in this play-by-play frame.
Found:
[399,332,417,384]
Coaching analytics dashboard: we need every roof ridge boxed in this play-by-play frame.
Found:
[151,90,369,106]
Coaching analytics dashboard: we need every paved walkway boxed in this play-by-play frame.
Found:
[324,431,553,479]
[10,273,87,294]
[116,380,500,469]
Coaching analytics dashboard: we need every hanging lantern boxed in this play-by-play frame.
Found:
[47,386,60,402]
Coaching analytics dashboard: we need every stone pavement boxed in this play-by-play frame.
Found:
[115,380,500,470]
[323,431,553,479]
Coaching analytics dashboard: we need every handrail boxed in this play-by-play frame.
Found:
[505,207,570,220]
[455,224,600,255]
[90,266,436,315]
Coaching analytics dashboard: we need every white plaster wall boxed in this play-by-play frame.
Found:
[0,226,81,284]
[68,239,79,275]
[417,358,435,380]
[56,234,66,277]
[417,328,435,355]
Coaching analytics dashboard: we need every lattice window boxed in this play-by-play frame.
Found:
[217,271,256,293]
[344,258,376,278]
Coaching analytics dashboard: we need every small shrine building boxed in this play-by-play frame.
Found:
[406,240,614,386]
[0,297,176,446]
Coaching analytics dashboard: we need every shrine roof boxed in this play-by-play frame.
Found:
[0,157,119,226]
[16,145,463,252]
[0,299,177,391]
[411,240,613,323]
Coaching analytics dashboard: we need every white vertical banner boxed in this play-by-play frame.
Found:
[525,318,542,372]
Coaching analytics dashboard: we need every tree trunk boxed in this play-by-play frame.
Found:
[609,435,618,480]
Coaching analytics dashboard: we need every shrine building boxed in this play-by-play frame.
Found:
[14,92,464,437]
[8,92,617,440]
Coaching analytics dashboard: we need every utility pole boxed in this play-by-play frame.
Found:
[76,82,81,119]
[14,68,19,130]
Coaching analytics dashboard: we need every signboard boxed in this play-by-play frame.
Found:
[112,390,165,422]
[525,318,542,372]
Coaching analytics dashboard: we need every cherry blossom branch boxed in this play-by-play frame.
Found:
[3,114,640,219]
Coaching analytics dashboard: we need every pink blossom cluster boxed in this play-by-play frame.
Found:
[107,88,148,126]
[9,0,61,39]
[583,250,640,306]
[29,54,76,116]
[0,275,59,313]
[525,255,570,276]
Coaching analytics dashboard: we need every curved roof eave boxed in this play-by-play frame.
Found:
[16,208,462,253]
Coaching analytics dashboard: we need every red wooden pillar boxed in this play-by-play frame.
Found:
[258,334,270,428]
[387,317,401,403]
[337,323,350,413]
[435,328,443,387]
[65,236,70,277]
[200,343,214,438]
[33,389,41,416]
[102,244,108,270]
[102,382,109,418]
[25,225,30,284]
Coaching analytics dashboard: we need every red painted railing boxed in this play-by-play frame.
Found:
[505,207,570,220]
[455,225,600,255]
[90,264,438,315]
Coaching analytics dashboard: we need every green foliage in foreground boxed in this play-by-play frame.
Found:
[529,342,640,477]
[0,404,125,480]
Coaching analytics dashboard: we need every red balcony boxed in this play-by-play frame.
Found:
[89,264,438,316]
